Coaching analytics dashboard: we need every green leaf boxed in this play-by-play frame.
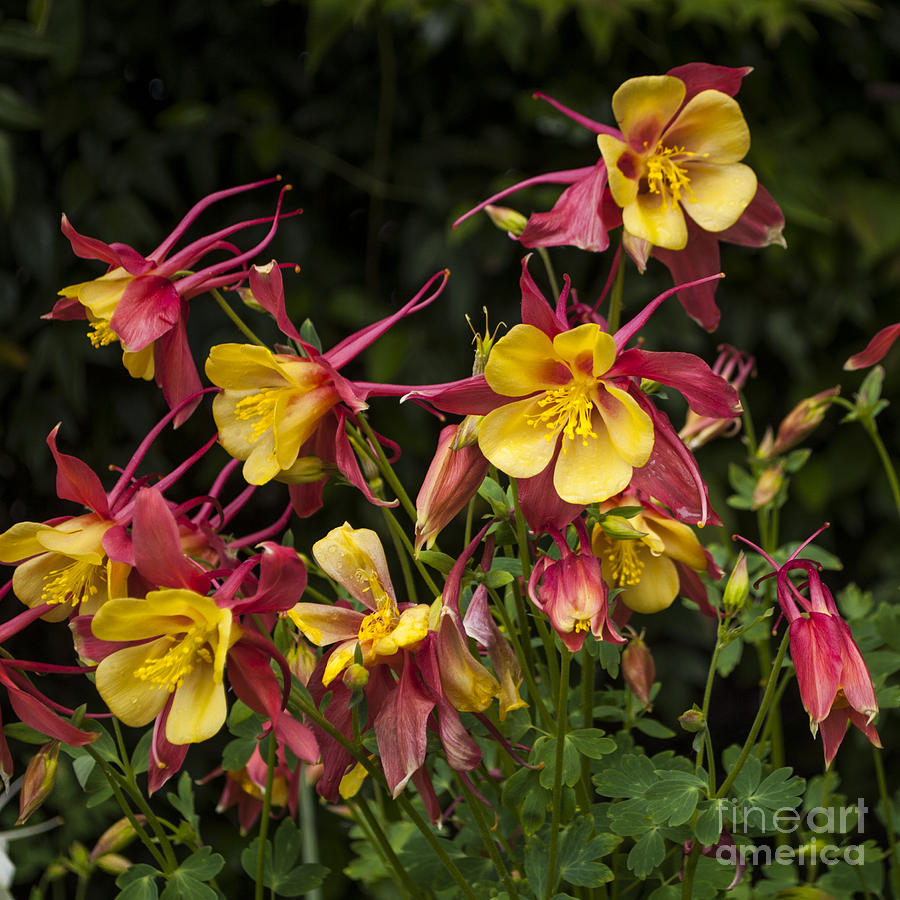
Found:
[177,847,224,882]
[694,800,724,846]
[558,817,618,886]
[159,874,218,900]
[299,317,323,352]
[645,772,707,826]
[593,753,658,798]
[478,476,509,517]
[242,823,329,896]
[116,865,160,900]
[221,736,256,772]
[626,828,665,878]
[416,549,456,573]
[166,771,199,830]
[632,718,676,739]
[521,780,549,834]
[567,728,616,759]
[750,767,805,810]
[533,735,581,789]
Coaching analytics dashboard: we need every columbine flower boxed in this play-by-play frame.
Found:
[738,528,880,767]
[528,518,624,651]
[454,64,785,330]
[409,258,741,525]
[206,267,449,516]
[49,178,293,424]
[591,493,717,615]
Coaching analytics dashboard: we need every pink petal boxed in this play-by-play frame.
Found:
[153,311,203,428]
[148,702,189,794]
[844,322,900,370]
[790,614,843,724]
[46,425,110,516]
[110,275,181,352]
[519,256,567,336]
[61,215,152,273]
[230,543,307,615]
[273,714,319,764]
[666,63,753,101]
[249,261,304,343]
[719,184,786,249]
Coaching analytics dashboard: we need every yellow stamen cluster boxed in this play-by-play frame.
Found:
[88,320,117,348]
[602,540,646,587]
[574,619,590,633]
[234,389,281,443]
[358,599,400,644]
[41,559,104,607]
[133,628,212,692]
[527,381,597,447]
[645,143,704,209]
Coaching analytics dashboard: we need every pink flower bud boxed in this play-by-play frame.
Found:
[622,635,655,710]
[758,386,840,459]
[90,815,146,862]
[751,464,784,510]
[17,741,60,825]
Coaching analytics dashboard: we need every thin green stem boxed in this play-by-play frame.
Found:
[382,506,419,605]
[354,414,418,521]
[579,652,595,814]
[299,767,323,900]
[352,793,423,898]
[753,637,784,769]
[605,243,626,334]
[255,734,278,900]
[873,745,900,897]
[545,648,571,900]
[209,287,268,347]
[537,246,560,300]
[455,773,519,900]
[716,630,790,800]
[383,505,440,596]
[860,417,900,521]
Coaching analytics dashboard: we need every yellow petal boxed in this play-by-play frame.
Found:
[597,134,640,209]
[322,638,358,686]
[371,604,430,657]
[0,522,44,562]
[122,345,155,381]
[552,323,616,378]
[623,191,688,250]
[273,386,338,470]
[60,268,131,319]
[484,324,569,397]
[95,639,172,727]
[642,513,708,571]
[594,384,654,467]
[35,517,109,563]
[663,90,750,164]
[166,662,227,744]
[554,416,634,504]
[91,590,219,642]
[680,162,757,233]
[478,396,559,479]
[287,603,363,645]
[205,343,288,390]
[619,552,679,614]
[611,75,685,146]
[312,524,395,609]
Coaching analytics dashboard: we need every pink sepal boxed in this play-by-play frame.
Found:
[148,701,189,794]
[46,425,110,516]
[844,322,900,370]
[273,714,319,765]
[790,613,843,725]
[227,640,287,722]
[517,458,583,534]
[609,348,741,418]
[532,92,622,136]
[519,256,568,337]
[719,184,786,248]
[2,670,98,747]
[60,215,152,274]
[70,614,123,663]
[666,63,753,101]
[674,563,718,619]
[153,309,204,428]
[111,275,181,352]
[230,543,307,616]
[248,261,305,344]
[520,161,617,253]
[43,295,86,321]
[334,410,398,509]
[402,374,505,416]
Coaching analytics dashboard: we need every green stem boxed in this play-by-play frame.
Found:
[537,246,560,300]
[605,243,626,334]
[545,648,571,900]
[255,734,278,900]
[354,414,418,521]
[455,773,519,900]
[382,506,419,605]
[860,417,900,521]
[209,287,268,347]
[383,505,440,596]
[715,630,790,800]
[579,652,595,814]
[873,745,900,897]
[299,767,323,900]
[753,637,784,769]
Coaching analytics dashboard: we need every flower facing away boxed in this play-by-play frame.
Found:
[49,178,295,425]
[206,265,449,516]
[738,528,880,767]
[454,64,785,330]
[528,518,624,651]
[591,494,716,615]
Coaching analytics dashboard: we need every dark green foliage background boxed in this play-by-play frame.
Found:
[0,0,897,896]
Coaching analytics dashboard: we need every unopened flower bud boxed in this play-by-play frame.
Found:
[286,637,318,686]
[622,635,655,711]
[90,815,145,861]
[95,853,133,875]
[279,456,328,484]
[466,308,504,375]
[484,204,528,237]
[451,414,481,449]
[17,741,59,825]
[751,465,784,510]
[678,706,706,732]
[342,663,369,690]
[597,515,647,541]
[722,553,749,614]
[414,424,490,554]
[760,386,840,460]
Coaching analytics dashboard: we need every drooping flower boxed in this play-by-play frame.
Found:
[591,492,718,615]
[737,528,880,767]
[49,178,294,425]
[528,518,624,651]
[407,258,741,526]
[454,64,785,330]
[206,266,449,516]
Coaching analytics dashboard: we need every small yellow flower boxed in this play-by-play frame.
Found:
[478,322,653,505]
[597,75,757,250]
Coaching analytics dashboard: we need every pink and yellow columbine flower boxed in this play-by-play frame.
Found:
[207,267,449,516]
[454,64,785,331]
[49,178,294,425]
[288,523,432,685]
[91,588,240,745]
[591,494,716,615]
[738,528,880,767]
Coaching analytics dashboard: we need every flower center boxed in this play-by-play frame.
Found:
[645,143,705,209]
[88,320,117,348]
[234,388,282,443]
[358,598,400,644]
[527,380,597,447]
[41,558,106,608]
[602,540,646,587]
[133,626,213,692]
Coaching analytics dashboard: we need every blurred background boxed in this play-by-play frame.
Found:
[0,0,897,895]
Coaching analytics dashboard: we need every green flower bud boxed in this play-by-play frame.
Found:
[484,204,528,237]
[722,552,749,614]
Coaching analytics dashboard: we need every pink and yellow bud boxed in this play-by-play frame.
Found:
[622,634,655,711]
[757,387,840,460]
[722,552,749,614]
[485,204,528,237]
[751,464,784,510]
[90,815,145,862]
[17,741,60,825]
[414,424,490,554]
